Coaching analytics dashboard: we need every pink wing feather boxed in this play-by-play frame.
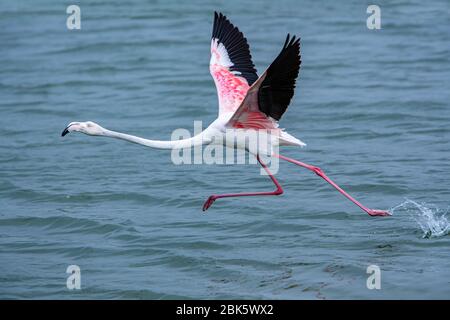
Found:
[210,12,258,115]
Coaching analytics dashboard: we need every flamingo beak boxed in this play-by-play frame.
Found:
[61,126,71,137]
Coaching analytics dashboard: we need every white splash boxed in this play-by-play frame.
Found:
[390,199,449,238]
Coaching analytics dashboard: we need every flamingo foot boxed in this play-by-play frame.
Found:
[202,195,218,211]
[367,209,391,217]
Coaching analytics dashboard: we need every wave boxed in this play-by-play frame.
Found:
[390,199,449,238]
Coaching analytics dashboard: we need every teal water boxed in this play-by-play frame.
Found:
[0,0,449,299]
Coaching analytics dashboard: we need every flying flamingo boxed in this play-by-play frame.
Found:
[61,12,390,217]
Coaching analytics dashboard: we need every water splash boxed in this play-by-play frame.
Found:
[390,199,449,238]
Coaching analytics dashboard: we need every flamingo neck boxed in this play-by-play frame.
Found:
[101,129,209,150]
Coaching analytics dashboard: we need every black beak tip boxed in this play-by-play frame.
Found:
[61,128,69,137]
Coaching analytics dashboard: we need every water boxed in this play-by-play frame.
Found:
[0,0,449,299]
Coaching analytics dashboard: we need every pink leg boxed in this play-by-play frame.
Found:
[203,154,283,211]
[275,154,390,217]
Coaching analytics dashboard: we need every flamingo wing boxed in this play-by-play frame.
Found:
[227,34,301,130]
[210,12,258,115]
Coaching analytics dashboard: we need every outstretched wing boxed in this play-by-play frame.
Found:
[227,34,301,129]
[210,12,258,115]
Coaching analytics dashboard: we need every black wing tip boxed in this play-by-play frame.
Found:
[213,12,226,23]
[212,11,233,39]
[214,11,224,22]
[215,11,226,19]
[257,33,302,121]
[284,33,301,49]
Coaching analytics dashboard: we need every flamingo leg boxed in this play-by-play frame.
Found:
[202,154,283,211]
[275,154,390,217]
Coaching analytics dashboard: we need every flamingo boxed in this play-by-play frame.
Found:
[61,12,390,217]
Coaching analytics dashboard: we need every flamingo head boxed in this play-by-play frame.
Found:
[61,121,105,137]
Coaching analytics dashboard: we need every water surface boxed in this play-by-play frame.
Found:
[0,0,449,299]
